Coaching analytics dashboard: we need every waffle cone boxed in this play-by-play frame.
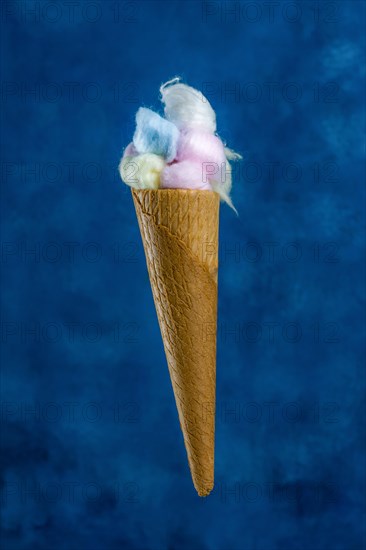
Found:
[132,188,219,497]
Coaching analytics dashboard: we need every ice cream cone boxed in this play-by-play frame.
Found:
[132,188,219,496]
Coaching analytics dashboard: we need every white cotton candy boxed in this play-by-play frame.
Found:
[224,147,243,162]
[160,77,217,134]
[210,160,238,214]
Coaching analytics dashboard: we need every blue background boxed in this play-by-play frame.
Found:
[1,1,365,549]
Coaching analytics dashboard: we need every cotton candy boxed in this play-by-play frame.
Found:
[224,147,242,162]
[210,160,238,213]
[119,153,165,190]
[176,129,226,165]
[119,79,242,211]
[133,107,179,162]
[160,78,217,134]
[174,130,238,209]
[123,142,138,158]
[161,160,212,191]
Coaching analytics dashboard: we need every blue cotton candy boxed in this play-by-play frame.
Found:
[133,107,179,162]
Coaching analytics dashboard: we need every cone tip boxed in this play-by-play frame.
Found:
[196,482,214,498]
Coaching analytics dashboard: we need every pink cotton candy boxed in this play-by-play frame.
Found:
[161,160,212,190]
[170,130,228,190]
[123,142,138,158]
[176,130,227,167]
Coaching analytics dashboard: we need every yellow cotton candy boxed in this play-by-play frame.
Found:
[119,153,165,190]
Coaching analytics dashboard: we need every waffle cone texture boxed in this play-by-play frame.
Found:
[132,189,219,496]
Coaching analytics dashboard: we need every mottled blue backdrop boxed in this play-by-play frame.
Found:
[1,1,365,549]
